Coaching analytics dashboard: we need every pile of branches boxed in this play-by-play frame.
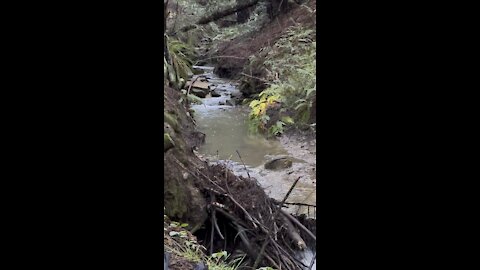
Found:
[175,155,316,270]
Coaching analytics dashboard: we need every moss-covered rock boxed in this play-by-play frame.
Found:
[164,111,180,132]
[164,133,176,152]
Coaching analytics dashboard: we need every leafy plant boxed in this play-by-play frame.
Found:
[246,25,316,133]
[248,92,281,134]
[268,120,286,136]
[166,37,195,89]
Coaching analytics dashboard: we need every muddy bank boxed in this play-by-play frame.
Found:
[164,85,209,229]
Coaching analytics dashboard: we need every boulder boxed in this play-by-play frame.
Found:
[186,80,209,89]
[264,157,293,170]
[211,90,221,97]
[191,87,209,98]
[226,99,236,106]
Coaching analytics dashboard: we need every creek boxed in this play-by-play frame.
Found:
[191,66,316,268]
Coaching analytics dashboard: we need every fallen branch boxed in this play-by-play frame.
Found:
[281,209,316,241]
[253,177,302,269]
[281,214,306,250]
[185,75,201,107]
[214,206,257,259]
[179,0,260,32]
[281,201,317,208]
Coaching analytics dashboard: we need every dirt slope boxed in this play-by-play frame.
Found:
[214,0,316,78]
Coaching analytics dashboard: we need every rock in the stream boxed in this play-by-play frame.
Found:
[226,99,236,106]
[192,68,204,75]
[230,89,243,98]
[211,90,221,97]
[264,157,293,170]
[186,80,209,89]
[191,87,209,98]
[186,80,210,98]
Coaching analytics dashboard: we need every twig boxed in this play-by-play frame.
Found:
[269,236,307,269]
[186,75,201,107]
[210,192,216,254]
[224,163,231,194]
[213,212,224,240]
[235,150,251,180]
[281,202,317,208]
[270,239,293,270]
[253,177,302,269]
[226,194,258,229]
[214,207,257,259]
[264,253,281,270]
[223,222,227,251]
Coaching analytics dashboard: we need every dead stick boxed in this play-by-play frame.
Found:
[235,150,251,180]
[281,214,306,250]
[281,209,316,241]
[213,211,224,240]
[214,207,257,259]
[281,202,317,208]
[253,177,302,269]
[264,253,281,270]
[224,164,231,195]
[270,236,307,268]
[270,239,293,270]
[225,194,258,229]
[186,75,201,107]
[210,193,216,254]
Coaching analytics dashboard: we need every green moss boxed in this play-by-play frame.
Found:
[164,112,180,132]
[164,133,176,152]
[164,178,188,219]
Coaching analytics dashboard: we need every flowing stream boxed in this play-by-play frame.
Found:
[191,66,316,268]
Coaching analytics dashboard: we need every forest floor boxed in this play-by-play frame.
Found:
[213,0,316,80]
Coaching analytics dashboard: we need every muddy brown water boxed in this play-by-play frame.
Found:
[191,66,316,267]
